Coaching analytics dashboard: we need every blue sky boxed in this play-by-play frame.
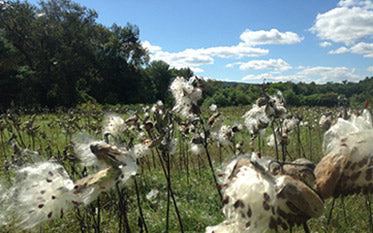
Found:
[30,0,373,83]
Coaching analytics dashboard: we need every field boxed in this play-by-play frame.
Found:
[0,103,372,233]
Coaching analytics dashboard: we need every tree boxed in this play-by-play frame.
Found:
[0,0,100,107]
[145,61,173,102]
[90,23,150,104]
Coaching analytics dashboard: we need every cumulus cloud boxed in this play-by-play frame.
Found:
[148,44,269,70]
[240,28,303,46]
[152,49,214,69]
[310,1,373,46]
[202,45,268,58]
[297,66,360,83]
[367,66,373,72]
[242,73,311,83]
[349,42,373,57]
[242,66,360,84]
[229,58,292,71]
[142,40,162,53]
[328,46,350,54]
[320,41,332,47]
[191,67,204,73]
[328,42,373,57]
[338,0,373,8]
[143,28,302,73]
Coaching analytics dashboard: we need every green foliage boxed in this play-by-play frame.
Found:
[0,0,186,109]
[145,61,172,102]
[202,78,373,108]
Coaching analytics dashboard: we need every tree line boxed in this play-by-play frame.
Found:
[0,0,372,111]
[203,77,373,108]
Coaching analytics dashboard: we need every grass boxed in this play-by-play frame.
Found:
[0,105,372,232]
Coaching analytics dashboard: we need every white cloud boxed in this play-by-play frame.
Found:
[143,35,270,71]
[328,46,349,54]
[202,45,268,58]
[320,41,332,47]
[242,66,361,84]
[242,73,311,83]
[237,58,292,71]
[225,63,235,68]
[240,28,303,46]
[367,66,373,72]
[143,28,301,73]
[152,50,214,69]
[328,42,373,57]
[150,45,269,70]
[350,42,373,57]
[297,66,360,83]
[191,67,204,73]
[310,1,373,45]
[338,0,373,8]
[142,40,162,53]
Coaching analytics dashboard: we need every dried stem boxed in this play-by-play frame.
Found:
[133,176,149,233]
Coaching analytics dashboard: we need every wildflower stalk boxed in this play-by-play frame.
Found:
[218,144,222,163]
[185,144,190,185]
[199,116,223,202]
[155,149,184,233]
[116,184,131,233]
[89,198,101,233]
[0,130,6,156]
[180,138,190,184]
[166,150,184,233]
[281,142,286,162]
[15,127,26,148]
[133,176,149,233]
[166,170,170,233]
[104,135,131,233]
[308,124,313,160]
[257,136,262,155]
[296,122,306,158]
[327,198,336,224]
[151,150,156,169]
[271,122,280,161]
[365,194,373,233]
[196,151,202,178]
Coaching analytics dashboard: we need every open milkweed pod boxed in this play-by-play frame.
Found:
[314,152,349,199]
[207,157,277,233]
[124,115,138,126]
[282,158,316,186]
[276,176,324,227]
[72,133,104,167]
[316,129,373,199]
[74,167,121,193]
[73,167,121,205]
[90,142,132,168]
[102,114,127,139]
[0,161,76,230]
[208,112,221,126]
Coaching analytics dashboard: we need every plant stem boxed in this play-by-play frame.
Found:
[203,144,223,202]
[198,115,222,203]
[133,176,149,233]
[156,149,184,233]
[272,122,279,161]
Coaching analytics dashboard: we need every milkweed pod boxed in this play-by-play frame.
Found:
[276,176,324,218]
[314,153,349,199]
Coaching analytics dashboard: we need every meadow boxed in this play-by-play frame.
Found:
[0,100,372,232]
